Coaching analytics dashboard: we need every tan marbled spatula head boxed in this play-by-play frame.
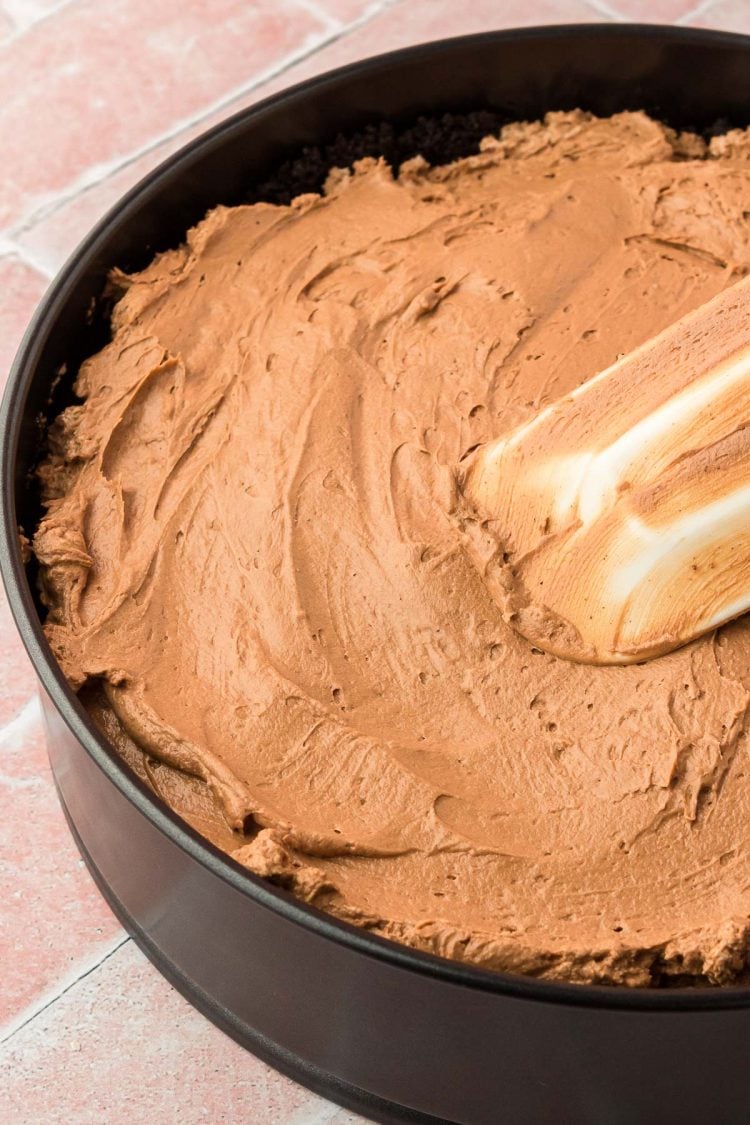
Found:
[458,273,750,664]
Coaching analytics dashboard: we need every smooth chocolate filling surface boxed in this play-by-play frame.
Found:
[35,111,750,985]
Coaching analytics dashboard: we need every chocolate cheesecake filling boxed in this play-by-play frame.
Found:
[35,111,750,986]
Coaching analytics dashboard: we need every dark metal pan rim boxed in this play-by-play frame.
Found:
[3,22,750,1016]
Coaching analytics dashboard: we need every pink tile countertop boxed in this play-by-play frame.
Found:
[0,0,748,1120]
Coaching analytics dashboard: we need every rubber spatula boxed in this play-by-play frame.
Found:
[458,273,750,665]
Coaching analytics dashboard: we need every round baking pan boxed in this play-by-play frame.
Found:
[3,24,750,1125]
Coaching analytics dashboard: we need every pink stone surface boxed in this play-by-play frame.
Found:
[1,0,70,23]
[0,0,327,231]
[688,0,750,31]
[1,0,750,1120]
[0,587,39,715]
[0,699,124,1032]
[0,941,367,1124]
[313,0,378,24]
[0,256,48,387]
[597,0,703,19]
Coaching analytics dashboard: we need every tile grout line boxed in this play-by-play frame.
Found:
[4,21,333,243]
[677,0,718,25]
[582,0,623,19]
[293,0,343,35]
[0,693,42,749]
[0,0,78,46]
[5,0,401,251]
[590,0,721,21]
[0,239,54,278]
[0,933,131,1047]
[0,697,45,788]
[286,1101,347,1125]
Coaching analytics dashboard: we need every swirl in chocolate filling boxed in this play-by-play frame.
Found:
[36,111,750,985]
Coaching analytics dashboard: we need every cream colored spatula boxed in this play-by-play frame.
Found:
[458,274,750,665]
